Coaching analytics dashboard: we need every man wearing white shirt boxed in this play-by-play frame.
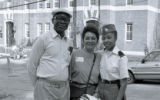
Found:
[28,9,72,100]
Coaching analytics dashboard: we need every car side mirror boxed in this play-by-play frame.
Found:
[141,59,145,63]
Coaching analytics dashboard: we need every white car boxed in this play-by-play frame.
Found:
[128,50,160,83]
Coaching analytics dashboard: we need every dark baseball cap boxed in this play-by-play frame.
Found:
[102,24,117,34]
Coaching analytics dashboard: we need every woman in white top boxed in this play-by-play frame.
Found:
[97,24,129,100]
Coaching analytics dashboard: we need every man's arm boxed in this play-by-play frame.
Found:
[27,37,45,86]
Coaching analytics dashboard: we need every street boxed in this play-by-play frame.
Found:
[127,81,160,100]
[0,58,33,100]
[0,58,160,100]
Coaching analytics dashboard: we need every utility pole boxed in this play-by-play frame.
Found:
[59,0,61,8]
[72,0,77,48]
[98,0,100,21]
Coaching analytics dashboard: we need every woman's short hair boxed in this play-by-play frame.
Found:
[82,25,99,42]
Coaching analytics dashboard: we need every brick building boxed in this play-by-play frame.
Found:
[0,0,159,55]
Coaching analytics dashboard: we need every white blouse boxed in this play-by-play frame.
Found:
[100,47,129,81]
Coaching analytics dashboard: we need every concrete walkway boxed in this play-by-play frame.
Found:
[0,58,33,100]
[1,57,159,100]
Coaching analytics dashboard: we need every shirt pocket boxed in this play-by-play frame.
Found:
[46,41,59,57]
[110,60,119,73]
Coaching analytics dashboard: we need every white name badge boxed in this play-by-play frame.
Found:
[76,57,84,62]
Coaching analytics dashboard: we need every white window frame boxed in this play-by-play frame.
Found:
[24,23,30,38]
[37,0,43,9]
[125,23,133,41]
[45,23,50,32]
[53,0,59,8]
[7,0,11,10]
[68,0,74,8]
[45,0,51,8]
[25,1,29,9]
[126,0,133,6]
[37,23,43,37]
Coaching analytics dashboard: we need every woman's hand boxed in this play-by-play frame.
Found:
[80,94,101,100]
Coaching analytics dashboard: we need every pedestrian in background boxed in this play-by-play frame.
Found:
[144,45,149,55]
[27,9,72,100]
[70,25,101,100]
[97,24,129,100]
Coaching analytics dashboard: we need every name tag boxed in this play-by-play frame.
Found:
[76,57,84,62]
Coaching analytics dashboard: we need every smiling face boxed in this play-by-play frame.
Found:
[102,32,117,51]
[83,31,98,51]
[52,13,70,36]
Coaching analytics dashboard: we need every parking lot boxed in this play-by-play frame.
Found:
[127,81,160,100]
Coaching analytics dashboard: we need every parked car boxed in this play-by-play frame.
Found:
[128,49,160,83]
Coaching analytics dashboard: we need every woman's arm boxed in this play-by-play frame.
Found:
[117,55,129,100]
[116,78,127,100]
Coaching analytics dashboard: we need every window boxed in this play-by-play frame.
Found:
[25,23,30,38]
[45,23,50,32]
[25,1,30,9]
[126,0,133,5]
[69,0,74,7]
[54,0,60,8]
[37,0,43,9]
[7,0,11,10]
[45,0,51,8]
[0,27,2,38]
[37,23,43,36]
[126,23,132,41]
[90,0,96,5]
[145,51,160,62]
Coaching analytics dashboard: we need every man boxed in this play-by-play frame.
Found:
[28,9,72,100]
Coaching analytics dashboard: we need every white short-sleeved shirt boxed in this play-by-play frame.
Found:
[100,47,129,81]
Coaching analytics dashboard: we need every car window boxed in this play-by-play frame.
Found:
[153,54,160,61]
[145,51,160,62]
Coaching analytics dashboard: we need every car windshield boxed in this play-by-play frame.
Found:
[144,51,160,62]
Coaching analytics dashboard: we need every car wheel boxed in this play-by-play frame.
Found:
[127,71,135,84]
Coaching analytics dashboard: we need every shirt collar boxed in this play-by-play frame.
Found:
[104,46,120,55]
[51,29,67,40]
[112,46,120,54]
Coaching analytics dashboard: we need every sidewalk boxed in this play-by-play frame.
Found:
[0,58,33,100]
[1,56,155,100]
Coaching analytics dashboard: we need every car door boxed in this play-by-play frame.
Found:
[131,51,160,80]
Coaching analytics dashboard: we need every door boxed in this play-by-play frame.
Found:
[6,21,15,47]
